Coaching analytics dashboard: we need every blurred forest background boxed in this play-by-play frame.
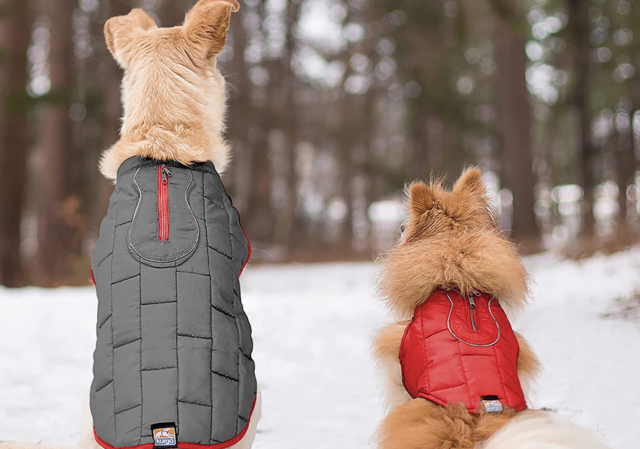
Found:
[1,0,640,287]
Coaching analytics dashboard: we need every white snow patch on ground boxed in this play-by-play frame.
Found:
[1,250,640,449]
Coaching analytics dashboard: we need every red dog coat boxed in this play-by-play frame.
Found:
[399,289,527,413]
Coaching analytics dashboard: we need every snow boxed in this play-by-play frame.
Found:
[1,250,640,449]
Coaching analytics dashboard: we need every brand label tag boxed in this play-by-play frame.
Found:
[152,424,177,448]
[482,399,504,413]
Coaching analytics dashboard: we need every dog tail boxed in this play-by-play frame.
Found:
[482,412,610,449]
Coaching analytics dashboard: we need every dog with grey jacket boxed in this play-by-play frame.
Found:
[0,1,261,449]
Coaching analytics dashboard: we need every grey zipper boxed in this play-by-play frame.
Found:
[445,289,501,347]
[468,294,478,332]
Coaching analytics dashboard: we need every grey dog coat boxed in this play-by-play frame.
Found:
[90,157,256,449]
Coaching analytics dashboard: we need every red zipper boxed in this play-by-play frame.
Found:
[157,165,171,241]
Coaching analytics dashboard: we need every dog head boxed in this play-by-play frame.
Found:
[379,168,529,320]
[100,0,239,179]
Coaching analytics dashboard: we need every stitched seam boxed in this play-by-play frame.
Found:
[142,300,177,305]
[112,273,140,285]
[141,366,176,372]
[207,245,232,260]
[212,370,239,383]
[228,206,241,435]
[420,327,448,338]
[202,195,224,208]
[430,383,468,392]
[94,379,113,393]
[115,220,132,228]
[203,172,214,446]
[176,270,210,277]
[110,205,118,442]
[241,352,253,361]
[95,252,113,268]
[115,403,141,415]
[212,305,235,319]
[492,342,509,402]
[457,336,472,406]
[418,307,431,393]
[175,265,179,426]
[177,333,211,341]
[98,314,112,330]
[178,399,212,408]
[138,261,143,445]
[113,337,141,349]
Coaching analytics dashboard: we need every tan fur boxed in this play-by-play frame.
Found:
[378,169,530,321]
[373,321,413,410]
[100,0,240,181]
[378,399,546,449]
[514,331,542,398]
[374,168,541,449]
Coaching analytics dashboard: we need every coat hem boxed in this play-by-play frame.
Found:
[415,392,528,414]
[93,396,257,449]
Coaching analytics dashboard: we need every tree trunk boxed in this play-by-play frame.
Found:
[93,0,137,220]
[495,13,540,247]
[156,0,191,28]
[239,3,274,248]
[414,109,433,179]
[615,108,635,228]
[337,98,356,250]
[225,8,251,197]
[272,0,301,250]
[36,0,79,285]
[567,0,596,238]
[0,0,32,287]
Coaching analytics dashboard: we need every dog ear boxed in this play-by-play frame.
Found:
[105,9,157,68]
[453,168,485,196]
[408,182,436,216]
[184,0,240,60]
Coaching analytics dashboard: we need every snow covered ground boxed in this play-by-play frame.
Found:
[1,249,640,449]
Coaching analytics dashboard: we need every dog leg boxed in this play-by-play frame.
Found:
[228,388,262,449]
[514,332,541,401]
[373,321,412,411]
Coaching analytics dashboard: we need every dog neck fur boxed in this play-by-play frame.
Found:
[99,1,239,181]
[378,169,530,321]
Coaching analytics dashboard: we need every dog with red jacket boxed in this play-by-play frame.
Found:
[373,169,609,449]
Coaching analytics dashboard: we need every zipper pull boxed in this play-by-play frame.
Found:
[161,165,172,184]
[468,293,478,332]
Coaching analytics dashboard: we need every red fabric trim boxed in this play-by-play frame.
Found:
[90,267,96,286]
[239,226,251,277]
[232,207,251,277]
[94,397,257,449]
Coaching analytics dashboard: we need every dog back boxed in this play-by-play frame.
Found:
[90,156,256,449]
[400,289,526,413]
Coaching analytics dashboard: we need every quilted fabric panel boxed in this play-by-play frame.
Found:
[91,158,256,448]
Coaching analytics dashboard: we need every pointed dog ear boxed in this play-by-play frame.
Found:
[184,0,240,60]
[408,182,437,217]
[104,8,157,68]
[453,168,485,196]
